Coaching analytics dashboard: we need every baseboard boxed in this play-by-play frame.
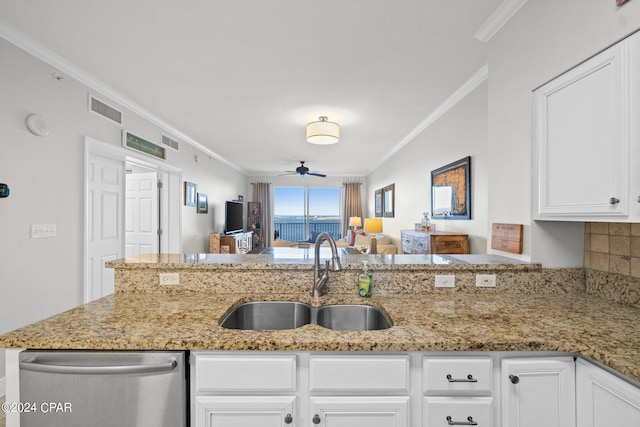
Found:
[0,376,5,397]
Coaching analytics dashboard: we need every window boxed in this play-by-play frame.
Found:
[274,187,341,242]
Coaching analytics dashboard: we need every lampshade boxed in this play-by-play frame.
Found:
[306,116,340,145]
[349,216,362,227]
[364,218,383,234]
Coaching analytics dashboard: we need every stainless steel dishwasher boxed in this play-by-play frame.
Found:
[18,350,186,427]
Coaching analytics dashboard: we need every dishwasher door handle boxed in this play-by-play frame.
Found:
[20,359,178,375]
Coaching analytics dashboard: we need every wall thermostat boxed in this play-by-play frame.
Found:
[26,114,50,137]
[0,183,9,198]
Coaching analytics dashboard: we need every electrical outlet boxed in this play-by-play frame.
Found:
[435,275,455,288]
[476,274,496,287]
[159,273,180,285]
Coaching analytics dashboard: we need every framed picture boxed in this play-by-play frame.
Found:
[237,195,244,202]
[383,183,395,218]
[374,189,383,217]
[184,182,197,206]
[196,193,208,214]
[617,0,630,5]
[431,156,471,220]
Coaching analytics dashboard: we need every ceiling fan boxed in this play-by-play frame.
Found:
[280,161,327,178]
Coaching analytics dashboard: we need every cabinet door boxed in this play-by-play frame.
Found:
[310,396,409,427]
[501,357,575,427]
[194,396,295,427]
[533,41,629,219]
[576,358,640,426]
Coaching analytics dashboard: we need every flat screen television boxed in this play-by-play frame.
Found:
[224,200,244,235]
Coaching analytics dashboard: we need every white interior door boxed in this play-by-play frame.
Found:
[86,152,124,302]
[125,171,159,257]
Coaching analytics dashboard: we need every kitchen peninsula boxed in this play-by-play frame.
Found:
[2,251,640,426]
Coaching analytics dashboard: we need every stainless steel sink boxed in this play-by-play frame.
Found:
[220,301,392,331]
[316,305,392,331]
[220,301,311,330]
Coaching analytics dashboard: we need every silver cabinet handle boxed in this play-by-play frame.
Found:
[610,197,620,205]
[284,413,293,424]
[312,414,321,424]
[447,416,478,426]
[20,359,177,375]
[509,374,520,384]
[446,374,478,383]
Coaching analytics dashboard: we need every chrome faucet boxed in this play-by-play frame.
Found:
[312,232,342,297]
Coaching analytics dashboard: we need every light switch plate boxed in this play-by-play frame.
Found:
[476,274,496,287]
[435,275,455,288]
[31,224,56,238]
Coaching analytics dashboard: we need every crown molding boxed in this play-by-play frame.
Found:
[0,18,244,173]
[367,64,489,175]
[474,0,529,43]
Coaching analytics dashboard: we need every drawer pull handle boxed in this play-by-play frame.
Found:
[509,374,520,384]
[284,413,293,424]
[446,374,478,383]
[312,414,321,424]
[447,416,478,426]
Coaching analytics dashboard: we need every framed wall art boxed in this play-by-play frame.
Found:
[383,183,395,218]
[196,193,208,214]
[374,189,383,217]
[184,181,197,206]
[431,156,471,220]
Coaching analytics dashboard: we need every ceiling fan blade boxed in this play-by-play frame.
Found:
[306,172,327,177]
[278,172,298,176]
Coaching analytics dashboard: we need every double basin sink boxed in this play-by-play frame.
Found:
[221,301,392,331]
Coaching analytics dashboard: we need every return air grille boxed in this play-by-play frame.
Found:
[89,95,122,124]
[161,134,180,151]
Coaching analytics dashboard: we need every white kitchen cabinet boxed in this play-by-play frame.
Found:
[310,396,410,427]
[501,357,576,427]
[576,358,640,426]
[532,36,630,220]
[194,396,296,427]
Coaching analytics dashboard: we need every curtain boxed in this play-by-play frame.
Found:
[343,182,363,238]
[252,182,273,247]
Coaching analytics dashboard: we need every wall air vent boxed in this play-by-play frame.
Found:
[89,95,122,125]
[161,134,180,151]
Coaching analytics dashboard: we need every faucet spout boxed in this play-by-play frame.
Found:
[312,232,342,297]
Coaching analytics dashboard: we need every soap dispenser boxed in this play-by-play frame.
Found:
[358,261,372,298]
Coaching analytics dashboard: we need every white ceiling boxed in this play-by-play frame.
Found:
[0,0,504,177]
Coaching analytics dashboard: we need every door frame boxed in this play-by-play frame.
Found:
[83,136,182,302]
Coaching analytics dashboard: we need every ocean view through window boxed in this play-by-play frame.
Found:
[274,187,341,242]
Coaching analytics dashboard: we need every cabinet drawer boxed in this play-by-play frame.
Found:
[310,355,410,391]
[424,358,493,395]
[432,236,469,254]
[194,353,296,392]
[424,397,493,427]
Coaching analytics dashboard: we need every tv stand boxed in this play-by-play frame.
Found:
[216,231,253,254]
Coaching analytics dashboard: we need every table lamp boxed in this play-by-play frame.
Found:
[349,216,362,231]
[364,218,383,254]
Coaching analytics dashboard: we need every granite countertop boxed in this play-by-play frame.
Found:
[1,289,639,383]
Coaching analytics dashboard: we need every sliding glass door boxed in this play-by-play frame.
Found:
[274,187,341,242]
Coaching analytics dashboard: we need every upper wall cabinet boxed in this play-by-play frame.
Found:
[533,35,633,221]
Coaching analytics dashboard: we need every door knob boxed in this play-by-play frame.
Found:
[509,374,520,384]
[312,414,321,424]
[284,413,293,424]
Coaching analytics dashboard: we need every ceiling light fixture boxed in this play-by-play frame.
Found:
[306,116,340,145]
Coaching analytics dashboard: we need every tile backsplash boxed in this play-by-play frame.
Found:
[584,222,640,277]
[584,222,640,308]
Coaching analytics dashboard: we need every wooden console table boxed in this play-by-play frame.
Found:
[210,231,253,254]
[401,230,469,254]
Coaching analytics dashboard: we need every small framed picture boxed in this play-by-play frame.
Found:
[196,193,208,214]
[237,195,244,202]
[184,182,197,206]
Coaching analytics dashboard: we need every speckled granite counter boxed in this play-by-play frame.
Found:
[0,252,639,384]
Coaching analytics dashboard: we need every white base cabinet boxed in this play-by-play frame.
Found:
[191,352,640,427]
[576,358,640,426]
[501,357,576,427]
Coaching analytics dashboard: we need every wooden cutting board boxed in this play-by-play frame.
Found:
[491,223,523,254]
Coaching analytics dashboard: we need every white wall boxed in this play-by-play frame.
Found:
[486,0,640,266]
[367,81,489,254]
[0,37,247,379]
